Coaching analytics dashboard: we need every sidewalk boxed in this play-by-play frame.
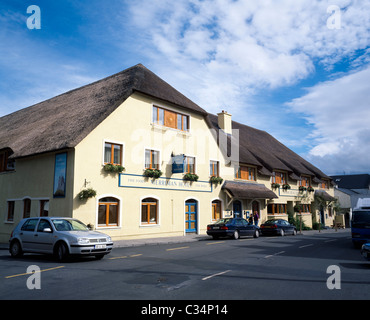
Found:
[0,228,349,251]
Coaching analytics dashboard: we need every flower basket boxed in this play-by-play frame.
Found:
[299,186,307,192]
[103,163,124,173]
[271,183,280,189]
[210,176,223,185]
[307,186,314,192]
[78,188,97,200]
[282,184,291,190]
[143,168,162,179]
[183,173,199,181]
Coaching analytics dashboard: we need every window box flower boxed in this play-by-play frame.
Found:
[143,168,162,179]
[307,186,314,192]
[282,183,291,190]
[210,176,223,185]
[299,186,307,192]
[183,173,199,181]
[271,183,280,189]
[103,163,124,173]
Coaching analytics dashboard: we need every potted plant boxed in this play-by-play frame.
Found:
[103,163,124,173]
[282,183,291,190]
[77,188,97,200]
[209,176,223,185]
[271,183,280,189]
[143,168,162,179]
[307,186,314,192]
[299,186,307,192]
[183,173,199,181]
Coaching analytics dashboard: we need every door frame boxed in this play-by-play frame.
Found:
[185,198,198,234]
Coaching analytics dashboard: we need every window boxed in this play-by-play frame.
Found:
[320,180,329,189]
[268,204,287,214]
[302,204,311,213]
[7,201,15,222]
[23,198,31,218]
[212,200,222,221]
[40,200,49,217]
[210,161,219,177]
[235,165,256,181]
[104,142,122,165]
[21,218,38,231]
[141,198,158,224]
[152,106,189,131]
[299,176,311,187]
[185,156,195,174]
[98,197,119,227]
[145,149,160,169]
[272,171,286,185]
[37,219,52,232]
[0,150,15,172]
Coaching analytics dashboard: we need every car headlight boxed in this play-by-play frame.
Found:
[77,237,90,244]
[107,236,112,243]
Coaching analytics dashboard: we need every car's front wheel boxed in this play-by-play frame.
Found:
[232,230,240,240]
[254,229,260,238]
[9,240,23,258]
[55,242,69,262]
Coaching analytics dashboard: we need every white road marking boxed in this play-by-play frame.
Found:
[202,270,231,281]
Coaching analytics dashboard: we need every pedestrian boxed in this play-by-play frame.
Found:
[253,211,259,226]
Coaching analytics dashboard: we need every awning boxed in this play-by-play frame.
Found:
[222,180,278,200]
[314,190,336,201]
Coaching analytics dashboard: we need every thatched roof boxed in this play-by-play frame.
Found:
[207,113,330,181]
[0,64,207,159]
[222,180,278,199]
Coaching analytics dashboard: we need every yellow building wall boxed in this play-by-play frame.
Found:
[72,93,227,240]
[0,151,75,242]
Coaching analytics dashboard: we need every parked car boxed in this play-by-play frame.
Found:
[361,242,370,261]
[9,217,113,261]
[207,218,260,240]
[260,219,297,236]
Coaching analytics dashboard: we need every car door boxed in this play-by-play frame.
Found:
[281,220,293,234]
[34,219,54,253]
[234,219,246,236]
[19,218,39,252]
[243,218,255,236]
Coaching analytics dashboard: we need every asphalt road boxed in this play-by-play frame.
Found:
[0,229,369,302]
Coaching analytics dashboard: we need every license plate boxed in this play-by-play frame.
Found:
[213,227,220,229]
[264,226,271,228]
[95,244,106,249]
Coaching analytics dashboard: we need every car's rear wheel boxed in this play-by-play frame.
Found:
[9,240,23,258]
[55,242,69,262]
[232,230,240,240]
[254,229,260,238]
[280,229,285,236]
[292,229,297,236]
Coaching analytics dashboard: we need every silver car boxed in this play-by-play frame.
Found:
[9,217,113,261]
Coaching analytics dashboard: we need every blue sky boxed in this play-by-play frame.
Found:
[0,0,369,175]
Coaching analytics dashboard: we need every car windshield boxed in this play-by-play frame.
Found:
[352,211,370,224]
[214,218,233,225]
[52,219,89,231]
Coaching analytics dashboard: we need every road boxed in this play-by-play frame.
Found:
[0,229,369,302]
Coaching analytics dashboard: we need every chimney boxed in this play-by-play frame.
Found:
[217,110,232,135]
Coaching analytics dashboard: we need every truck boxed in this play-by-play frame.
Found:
[351,198,370,248]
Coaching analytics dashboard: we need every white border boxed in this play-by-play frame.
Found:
[96,194,123,229]
[139,194,161,227]
[102,139,125,167]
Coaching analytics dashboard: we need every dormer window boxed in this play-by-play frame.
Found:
[152,105,189,131]
[272,171,287,185]
[0,149,15,172]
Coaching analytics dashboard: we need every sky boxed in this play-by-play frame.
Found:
[0,0,369,176]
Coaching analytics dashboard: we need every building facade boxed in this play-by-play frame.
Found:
[0,64,336,242]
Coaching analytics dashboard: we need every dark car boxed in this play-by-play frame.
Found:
[260,219,297,236]
[361,242,370,261]
[207,218,260,240]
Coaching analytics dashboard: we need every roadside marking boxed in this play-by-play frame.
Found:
[264,251,285,259]
[206,241,225,245]
[109,253,142,260]
[5,266,65,279]
[166,246,189,251]
[299,244,313,248]
[109,256,128,260]
[202,270,231,281]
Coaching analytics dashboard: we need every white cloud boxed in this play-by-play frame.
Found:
[287,66,370,174]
